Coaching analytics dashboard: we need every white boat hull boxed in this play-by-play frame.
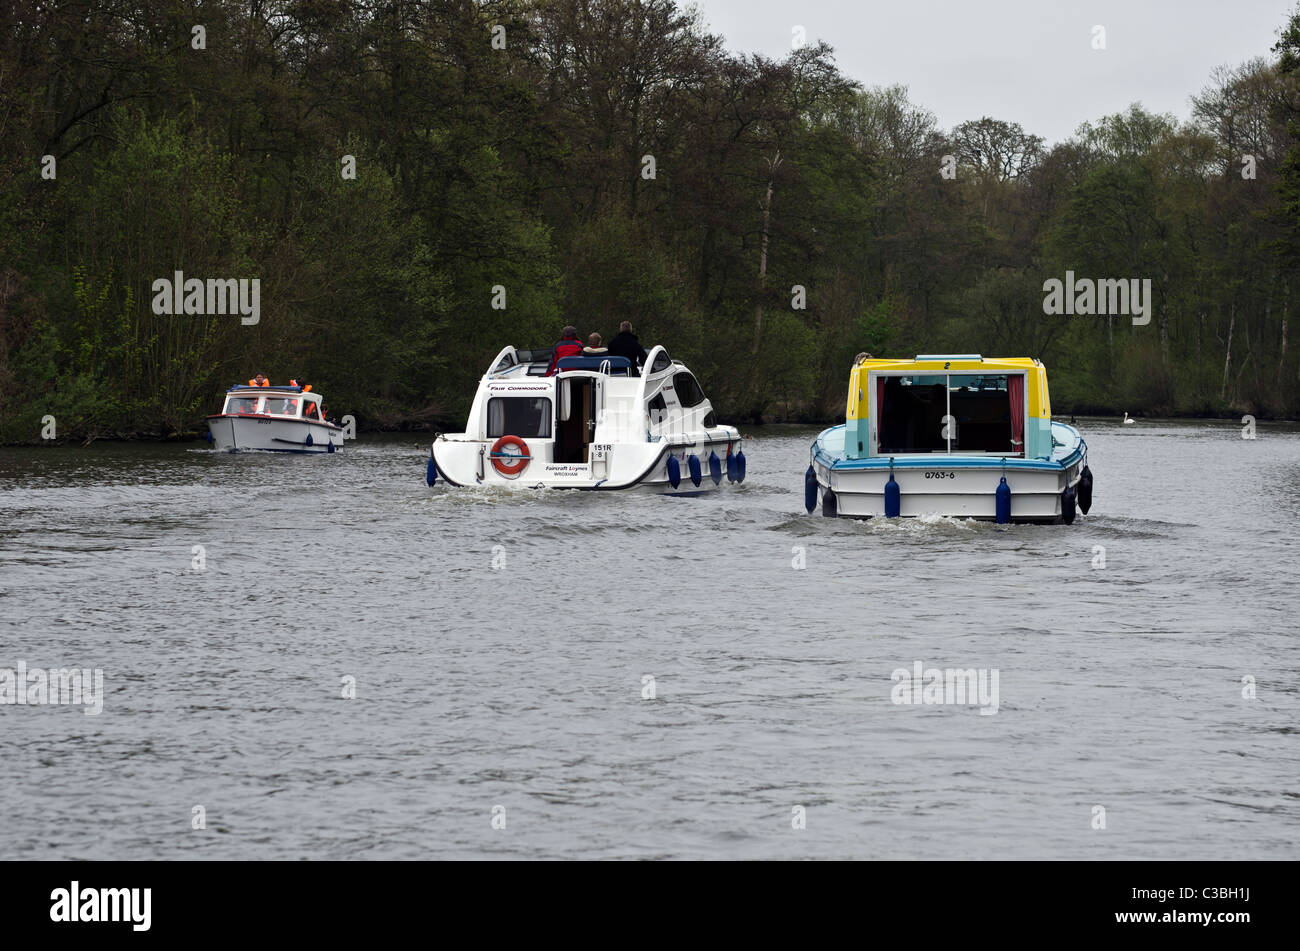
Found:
[811,422,1087,522]
[432,432,741,493]
[207,416,343,453]
[818,462,1082,520]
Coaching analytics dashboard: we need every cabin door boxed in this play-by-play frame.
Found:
[555,377,597,464]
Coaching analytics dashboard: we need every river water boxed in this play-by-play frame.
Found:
[1,418,1297,859]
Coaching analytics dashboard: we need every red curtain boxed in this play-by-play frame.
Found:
[1008,374,1025,453]
[876,377,886,452]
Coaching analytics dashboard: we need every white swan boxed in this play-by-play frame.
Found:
[1122,412,1135,425]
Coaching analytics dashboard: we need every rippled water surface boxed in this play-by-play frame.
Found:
[1,419,1297,859]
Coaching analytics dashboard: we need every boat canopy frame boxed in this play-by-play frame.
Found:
[220,388,324,420]
[844,356,1053,461]
[864,367,1028,458]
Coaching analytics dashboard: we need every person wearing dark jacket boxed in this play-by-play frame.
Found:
[606,321,647,370]
[547,325,585,374]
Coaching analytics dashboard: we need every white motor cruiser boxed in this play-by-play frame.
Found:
[206,383,343,453]
[428,345,745,492]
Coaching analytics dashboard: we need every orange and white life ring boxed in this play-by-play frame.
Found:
[490,435,531,477]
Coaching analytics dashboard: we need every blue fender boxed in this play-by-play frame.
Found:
[804,466,818,513]
[822,487,838,517]
[305,432,313,447]
[726,451,739,483]
[708,451,722,486]
[1077,465,1093,515]
[666,454,681,489]
[995,477,1011,524]
[884,475,901,517]
[1061,486,1076,524]
[884,459,901,517]
[736,450,746,483]
[426,453,437,486]
[687,453,702,487]
[327,439,335,454]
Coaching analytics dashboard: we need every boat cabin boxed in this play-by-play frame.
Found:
[220,386,326,421]
[843,355,1054,461]
[474,345,718,465]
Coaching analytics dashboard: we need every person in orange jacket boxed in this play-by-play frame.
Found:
[248,373,270,387]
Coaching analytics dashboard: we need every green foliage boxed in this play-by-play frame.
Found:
[2,0,1299,442]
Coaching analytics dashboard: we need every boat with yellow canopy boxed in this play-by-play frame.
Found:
[807,355,1092,523]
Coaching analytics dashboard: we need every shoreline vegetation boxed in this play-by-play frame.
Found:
[3,411,1289,449]
[3,2,1300,444]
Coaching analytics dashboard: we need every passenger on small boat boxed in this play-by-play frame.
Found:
[583,333,608,354]
[547,326,585,374]
[607,321,648,370]
[247,373,270,387]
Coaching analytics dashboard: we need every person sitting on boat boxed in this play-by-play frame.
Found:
[304,401,321,420]
[583,333,608,355]
[607,321,647,370]
[247,373,270,387]
[547,326,585,374]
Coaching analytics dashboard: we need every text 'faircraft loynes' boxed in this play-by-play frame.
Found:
[428,344,745,493]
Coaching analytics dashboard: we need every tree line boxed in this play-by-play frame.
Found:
[2,0,1300,442]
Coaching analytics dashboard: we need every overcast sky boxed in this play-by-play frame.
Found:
[691,0,1296,144]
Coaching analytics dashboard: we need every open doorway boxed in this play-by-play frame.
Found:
[555,376,596,463]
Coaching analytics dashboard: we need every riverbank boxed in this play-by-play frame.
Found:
[3,409,1295,448]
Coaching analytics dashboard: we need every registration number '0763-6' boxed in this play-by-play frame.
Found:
[924,471,955,479]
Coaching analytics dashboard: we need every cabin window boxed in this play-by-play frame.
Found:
[649,350,672,373]
[947,375,1017,452]
[264,398,300,417]
[226,397,260,414]
[876,372,1024,455]
[673,372,707,408]
[487,397,552,438]
[647,393,667,428]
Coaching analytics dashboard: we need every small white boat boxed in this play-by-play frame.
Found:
[429,345,745,492]
[808,355,1093,523]
[206,384,343,453]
